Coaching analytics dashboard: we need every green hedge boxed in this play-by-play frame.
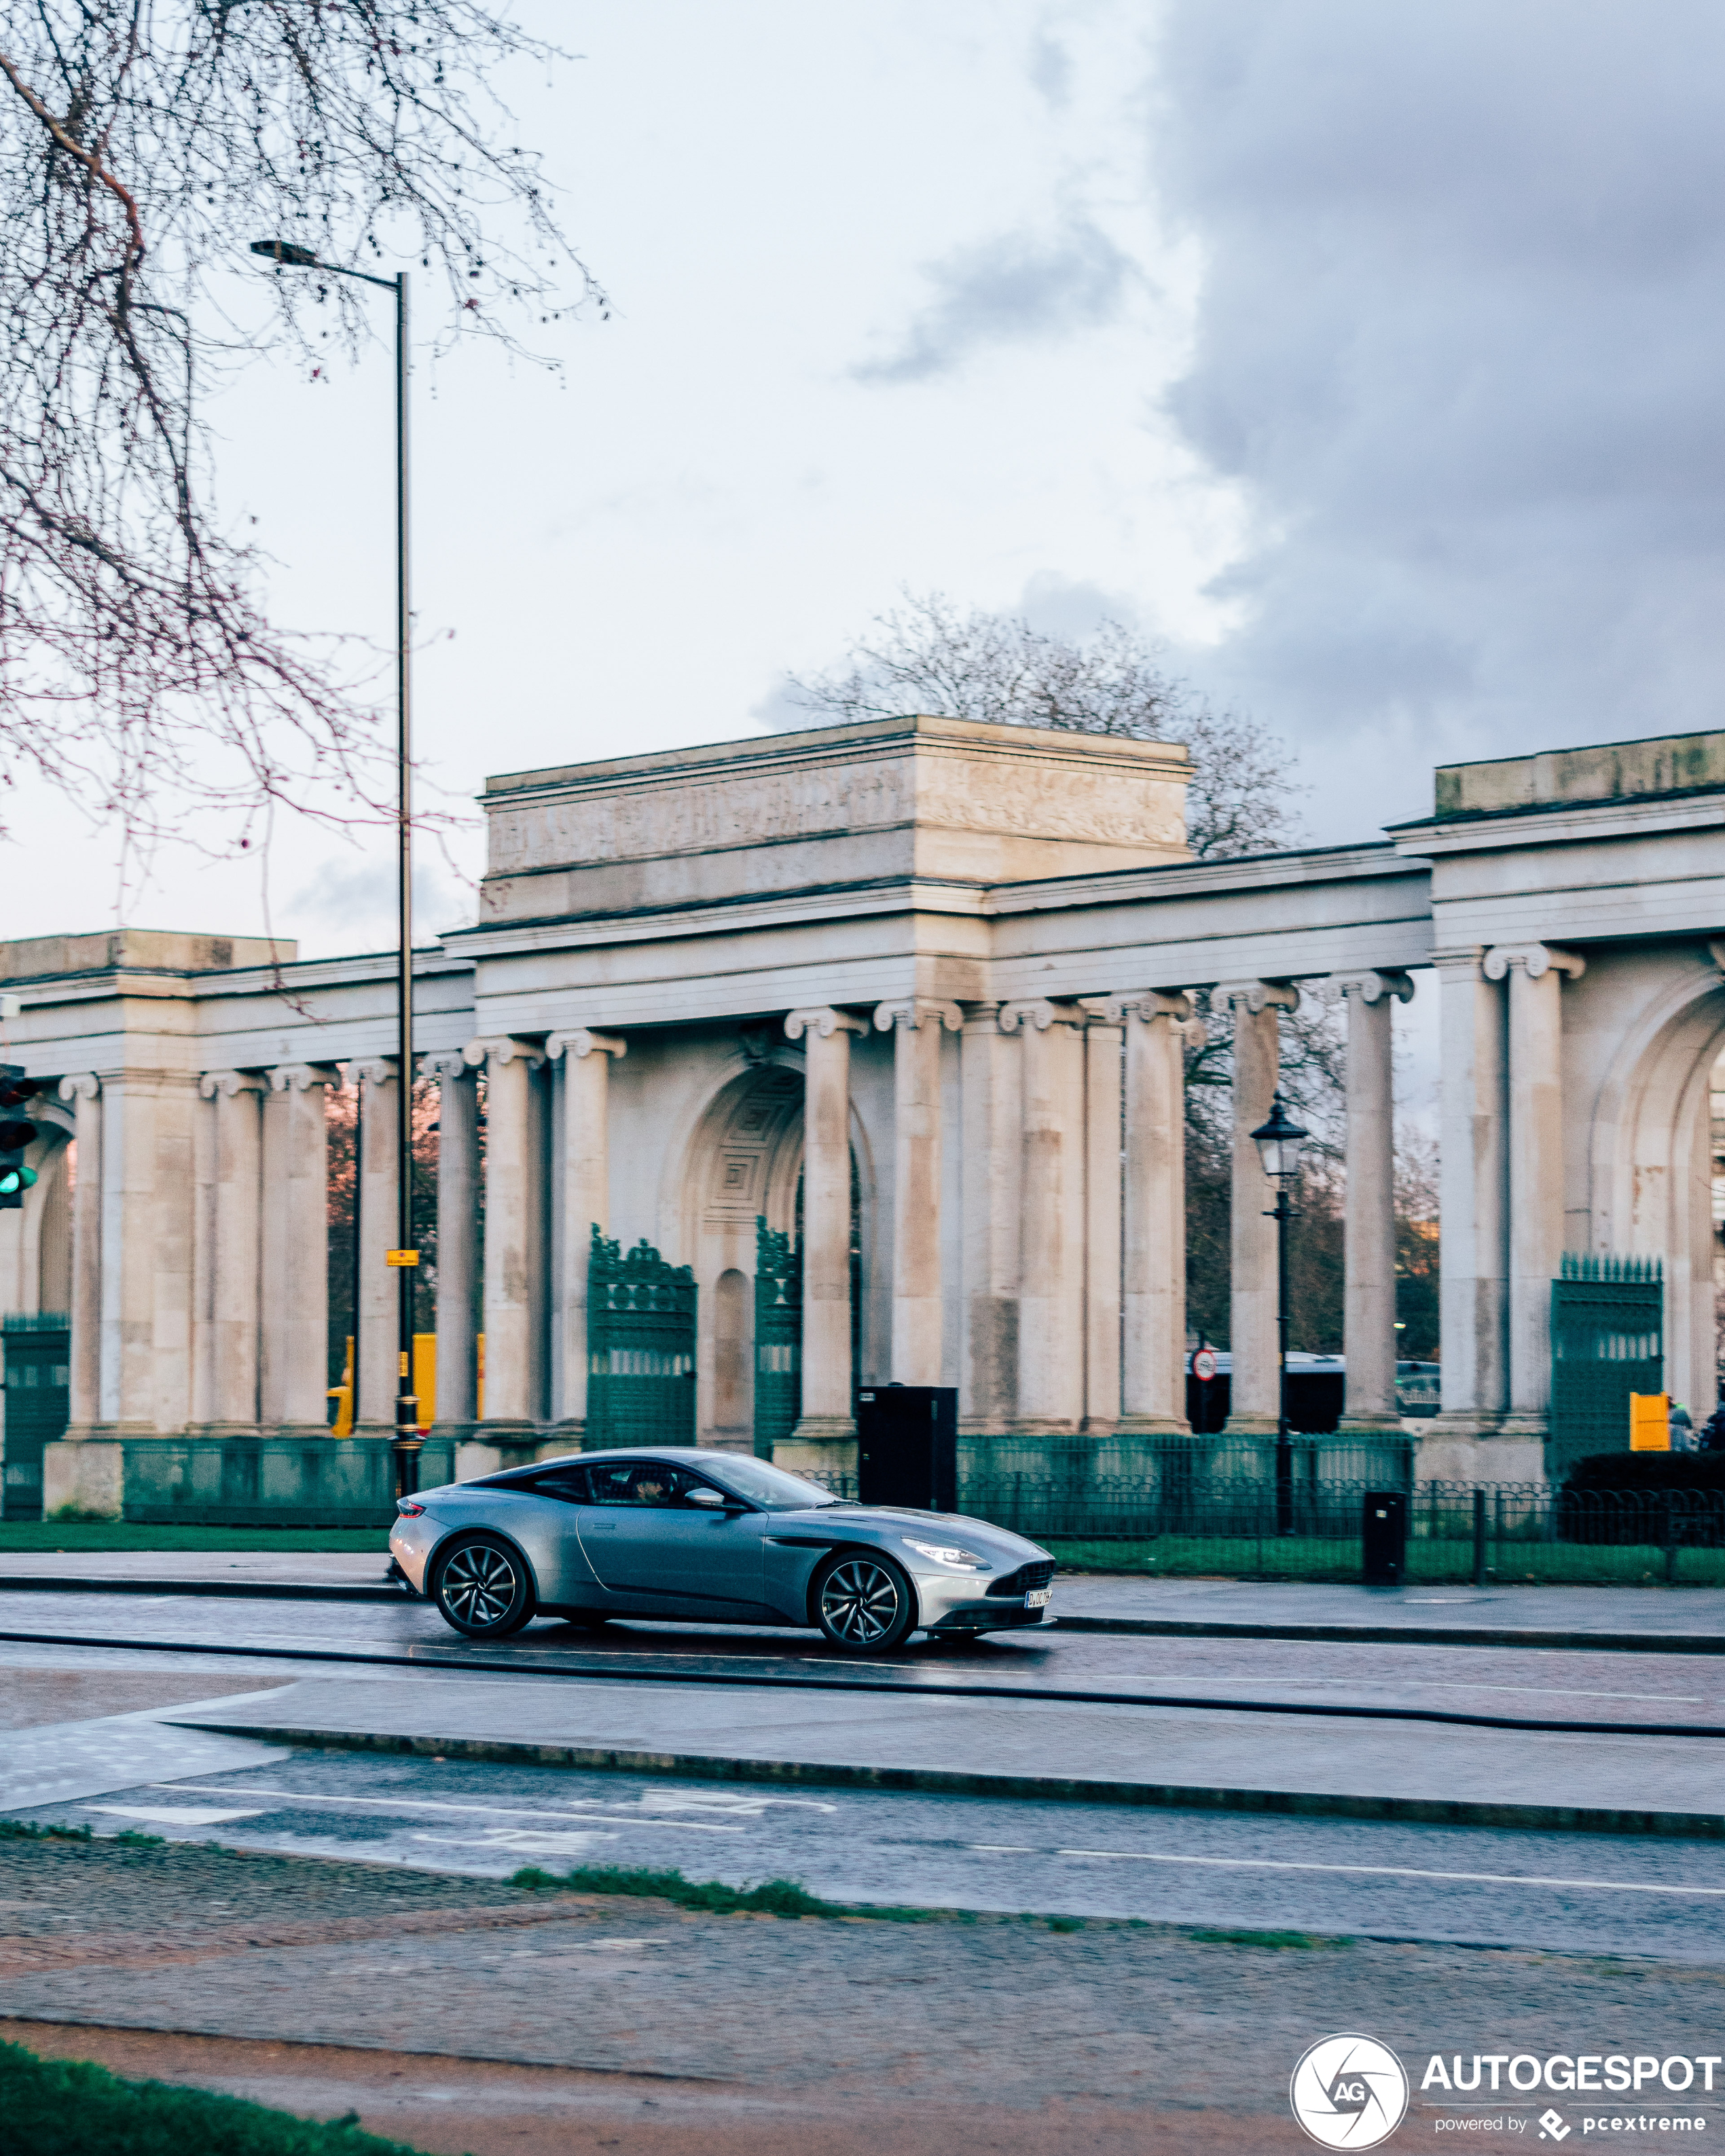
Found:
[0,2041,439,2156]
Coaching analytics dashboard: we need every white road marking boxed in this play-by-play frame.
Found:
[412,1829,623,1856]
[88,1805,264,1826]
[1041,1849,1725,1898]
[149,1783,749,1831]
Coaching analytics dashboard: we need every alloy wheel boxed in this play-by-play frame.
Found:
[819,1558,904,1647]
[439,1541,521,1629]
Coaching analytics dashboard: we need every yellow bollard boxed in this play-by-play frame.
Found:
[326,1336,355,1438]
[1629,1391,1671,1450]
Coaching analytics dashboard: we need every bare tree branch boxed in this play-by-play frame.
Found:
[0,0,602,862]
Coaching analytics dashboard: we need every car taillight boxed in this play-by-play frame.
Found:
[396,1499,425,1517]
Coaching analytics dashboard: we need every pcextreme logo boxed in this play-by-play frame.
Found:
[1291,2033,1412,2149]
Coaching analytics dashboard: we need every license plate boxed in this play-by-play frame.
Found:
[1024,1588,1052,1609]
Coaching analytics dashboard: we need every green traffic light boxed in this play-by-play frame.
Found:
[0,1165,35,1195]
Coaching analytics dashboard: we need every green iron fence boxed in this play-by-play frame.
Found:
[753,1216,801,1459]
[1550,1252,1663,1480]
[585,1226,697,1450]
[2,1313,69,1520]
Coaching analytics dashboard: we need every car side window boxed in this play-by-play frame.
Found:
[530,1467,591,1505]
[587,1462,706,1508]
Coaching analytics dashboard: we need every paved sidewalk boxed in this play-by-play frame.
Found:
[168,1669,1725,1835]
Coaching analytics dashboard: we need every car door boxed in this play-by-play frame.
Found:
[509,1464,606,1606]
[575,1460,770,1618]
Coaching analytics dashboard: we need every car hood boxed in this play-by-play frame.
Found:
[785,1504,1049,1563]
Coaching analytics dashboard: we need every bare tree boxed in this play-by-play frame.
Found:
[0,1,598,859]
[784,589,1301,860]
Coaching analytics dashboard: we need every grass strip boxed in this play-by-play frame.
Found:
[511,1860,947,1922]
[0,2039,435,2156]
[1044,1535,1725,1586]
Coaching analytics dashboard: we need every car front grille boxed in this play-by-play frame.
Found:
[987,1559,1056,1598]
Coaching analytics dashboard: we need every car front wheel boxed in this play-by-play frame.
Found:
[812,1552,918,1654]
[433,1534,535,1638]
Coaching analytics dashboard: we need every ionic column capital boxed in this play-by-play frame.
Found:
[198,1070,267,1100]
[58,1072,101,1103]
[872,998,964,1034]
[1214,979,1301,1016]
[546,1029,627,1061]
[784,1007,868,1041]
[1102,989,1205,1042]
[1482,943,1585,983]
[997,998,1086,1036]
[1318,970,1415,1007]
[268,1062,342,1093]
[424,1052,474,1083]
[461,1036,547,1070]
[352,1057,399,1087]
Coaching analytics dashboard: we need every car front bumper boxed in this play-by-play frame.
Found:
[909,1565,1052,1632]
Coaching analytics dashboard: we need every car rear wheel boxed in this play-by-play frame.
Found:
[433,1534,534,1638]
[812,1552,918,1654]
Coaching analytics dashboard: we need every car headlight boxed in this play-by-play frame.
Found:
[902,1537,987,1570]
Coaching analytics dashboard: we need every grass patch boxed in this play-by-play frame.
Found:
[0,1523,390,1553]
[0,2038,431,2155]
[511,1861,941,1922]
[1188,1927,1353,1950]
[0,1821,92,1844]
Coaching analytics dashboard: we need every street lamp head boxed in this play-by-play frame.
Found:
[1251,1092,1309,1188]
[251,239,321,268]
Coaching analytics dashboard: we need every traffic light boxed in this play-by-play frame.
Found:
[0,1065,39,1210]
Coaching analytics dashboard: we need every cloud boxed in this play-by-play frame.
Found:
[1148,2,1725,835]
[854,215,1134,384]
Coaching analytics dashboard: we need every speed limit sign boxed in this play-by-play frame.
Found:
[1192,1347,1219,1383]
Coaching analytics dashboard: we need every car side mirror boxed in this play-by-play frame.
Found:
[685,1486,727,1509]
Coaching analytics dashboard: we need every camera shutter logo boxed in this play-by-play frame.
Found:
[1290,2034,1410,2149]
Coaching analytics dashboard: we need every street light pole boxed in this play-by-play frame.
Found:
[251,241,420,1499]
[1251,1092,1309,1540]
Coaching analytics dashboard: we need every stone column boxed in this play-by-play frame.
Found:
[1082,1007,1124,1433]
[352,1059,401,1432]
[958,1004,1020,1434]
[1432,949,1508,1443]
[1323,971,1414,1429]
[545,1029,626,1438]
[1000,1000,1087,1434]
[465,1036,547,1434]
[873,999,962,1387]
[1114,993,1201,1434]
[1218,981,1299,1434]
[426,1053,479,1431]
[58,1074,101,1435]
[1485,943,1584,1436]
[195,1072,264,1429]
[259,1064,338,1431]
[91,1070,198,1437]
[783,1007,866,1465]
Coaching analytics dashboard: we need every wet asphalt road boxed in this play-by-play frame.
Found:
[4,1588,1725,1723]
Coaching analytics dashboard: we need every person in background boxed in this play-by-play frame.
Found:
[1669,1401,1695,1452]
[1699,1404,1725,1452]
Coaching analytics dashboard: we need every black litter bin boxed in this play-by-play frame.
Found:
[856,1386,958,1512]
[1362,1491,1408,1586]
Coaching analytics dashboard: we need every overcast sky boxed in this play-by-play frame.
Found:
[10,1,1723,966]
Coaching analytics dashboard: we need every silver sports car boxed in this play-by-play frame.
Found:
[389,1447,1056,1655]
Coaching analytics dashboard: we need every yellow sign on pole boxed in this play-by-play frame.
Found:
[1629,1392,1671,1450]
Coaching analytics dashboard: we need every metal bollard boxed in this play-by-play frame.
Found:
[1472,1486,1487,1587]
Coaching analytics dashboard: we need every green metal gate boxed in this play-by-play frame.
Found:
[753,1216,801,1459]
[3,1313,70,1520]
[1549,1253,1663,1478]
[586,1227,697,1449]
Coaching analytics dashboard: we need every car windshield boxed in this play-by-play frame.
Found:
[708,1457,850,1511]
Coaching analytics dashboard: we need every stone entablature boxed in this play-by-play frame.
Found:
[478,713,1193,922]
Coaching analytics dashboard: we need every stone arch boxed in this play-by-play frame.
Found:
[1580,947,1725,1414]
[670,1048,877,1449]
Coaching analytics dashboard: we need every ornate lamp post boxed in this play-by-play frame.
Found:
[251,240,420,1497]
[1252,1091,1308,1535]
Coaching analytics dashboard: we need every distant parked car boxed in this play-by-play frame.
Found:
[390,1447,1057,1655]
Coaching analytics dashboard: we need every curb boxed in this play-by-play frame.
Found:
[169,1717,1725,1840]
[1053,1615,1725,1654]
[0,1577,406,1604]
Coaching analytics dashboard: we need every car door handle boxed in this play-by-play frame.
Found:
[583,1520,617,1532]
